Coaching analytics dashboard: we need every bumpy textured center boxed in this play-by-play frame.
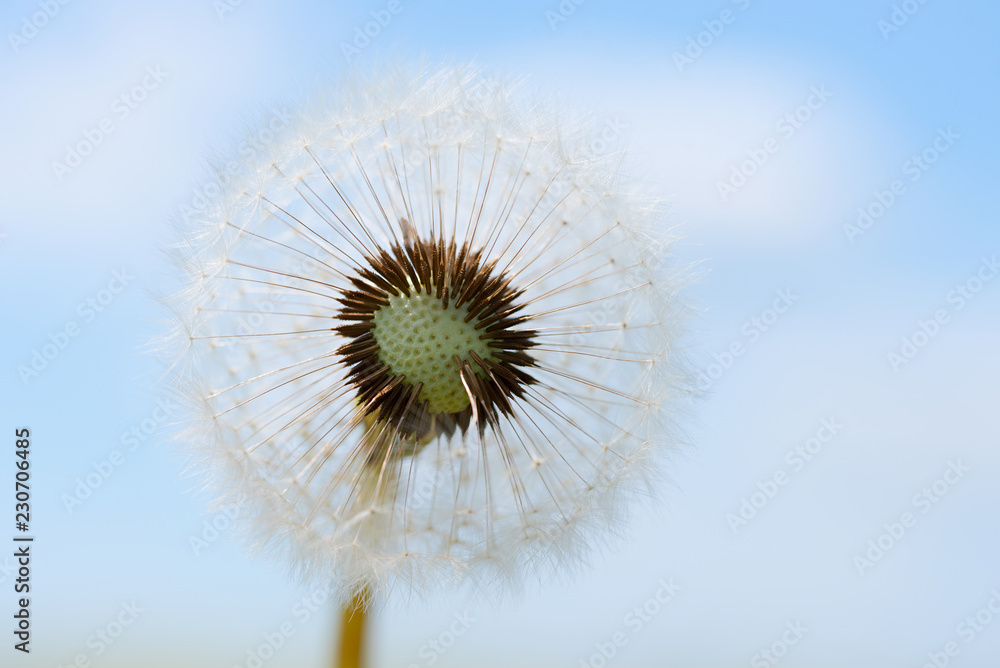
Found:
[372,291,495,414]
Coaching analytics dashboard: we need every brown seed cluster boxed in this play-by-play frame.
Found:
[334,235,539,445]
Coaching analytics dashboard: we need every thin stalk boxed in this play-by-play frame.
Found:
[337,587,369,668]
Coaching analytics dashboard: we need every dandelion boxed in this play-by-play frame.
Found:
[163,63,689,665]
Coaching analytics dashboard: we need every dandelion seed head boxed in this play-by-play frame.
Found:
[162,63,692,604]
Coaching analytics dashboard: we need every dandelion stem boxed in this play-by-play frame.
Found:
[337,587,369,668]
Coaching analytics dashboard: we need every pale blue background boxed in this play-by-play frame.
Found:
[2,0,998,666]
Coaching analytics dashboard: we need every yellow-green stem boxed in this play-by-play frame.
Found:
[337,588,369,668]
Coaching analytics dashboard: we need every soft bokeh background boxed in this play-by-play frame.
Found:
[2,0,998,666]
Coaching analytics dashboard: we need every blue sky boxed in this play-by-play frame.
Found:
[2,0,998,666]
